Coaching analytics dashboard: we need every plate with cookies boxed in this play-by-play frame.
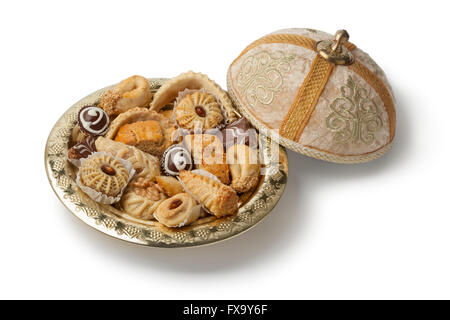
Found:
[45,72,288,247]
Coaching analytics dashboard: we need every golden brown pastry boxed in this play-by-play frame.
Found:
[150,71,238,123]
[160,108,173,121]
[99,75,152,116]
[155,176,184,197]
[115,120,164,150]
[183,134,230,184]
[183,134,222,163]
[175,92,224,130]
[154,193,202,228]
[121,177,166,220]
[105,107,176,156]
[226,144,260,193]
[79,152,131,197]
[198,153,230,185]
[179,170,239,217]
[95,137,160,179]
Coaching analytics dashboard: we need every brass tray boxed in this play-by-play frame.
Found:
[45,78,288,248]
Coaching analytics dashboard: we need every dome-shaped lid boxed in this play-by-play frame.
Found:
[227,28,396,163]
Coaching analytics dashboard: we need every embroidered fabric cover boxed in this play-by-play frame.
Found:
[227,28,396,163]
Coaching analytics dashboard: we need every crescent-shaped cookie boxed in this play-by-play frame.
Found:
[99,75,152,117]
[150,71,238,123]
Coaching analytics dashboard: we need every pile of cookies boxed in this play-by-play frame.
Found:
[68,72,261,228]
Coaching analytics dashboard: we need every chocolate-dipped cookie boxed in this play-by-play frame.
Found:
[161,145,193,177]
[221,118,258,149]
[78,105,110,136]
[68,136,97,161]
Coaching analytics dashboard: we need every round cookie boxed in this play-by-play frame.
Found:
[78,105,110,136]
[79,152,130,197]
[175,92,224,130]
[160,145,193,177]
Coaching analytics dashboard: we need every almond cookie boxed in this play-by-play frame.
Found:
[76,152,134,204]
[175,92,224,130]
[154,193,202,228]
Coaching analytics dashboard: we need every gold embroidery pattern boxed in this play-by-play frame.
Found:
[349,61,395,141]
[326,77,383,145]
[236,50,295,107]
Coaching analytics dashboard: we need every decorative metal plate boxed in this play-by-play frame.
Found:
[45,78,288,247]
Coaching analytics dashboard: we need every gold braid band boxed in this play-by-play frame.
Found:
[349,61,396,142]
[279,55,334,140]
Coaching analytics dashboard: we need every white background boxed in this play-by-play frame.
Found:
[1,0,449,299]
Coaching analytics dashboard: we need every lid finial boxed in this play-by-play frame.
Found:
[316,29,354,66]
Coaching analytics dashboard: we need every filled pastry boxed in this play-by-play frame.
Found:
[155,175,184,197]
[183,134,230,184]
[154,193,202,228]
[99,75,152,117]
[150,71,238,123]
[95,136,160,179]
[121,177,166,220]
[175,91,224,130]
[226,144,261,193]
[179,170,239,217]
[105,107,176,156]
[160,108,174,121]
[77,152,134,204]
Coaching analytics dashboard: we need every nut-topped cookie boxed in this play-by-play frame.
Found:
[175,91,224,130]
[76,152,135,204]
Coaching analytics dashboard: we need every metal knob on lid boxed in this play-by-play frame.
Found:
[315,29,355,66]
